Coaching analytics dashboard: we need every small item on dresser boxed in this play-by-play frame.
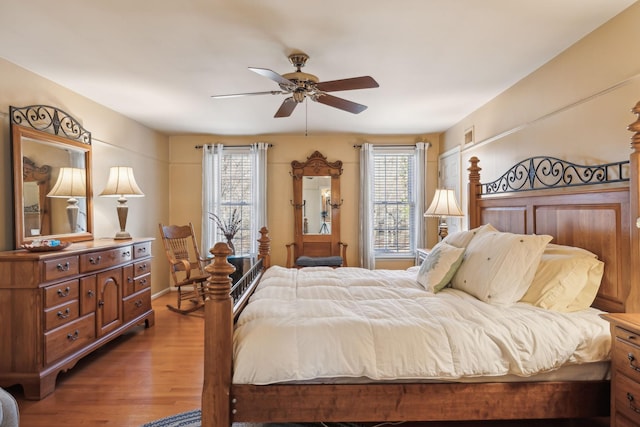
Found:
[21,239,71,252]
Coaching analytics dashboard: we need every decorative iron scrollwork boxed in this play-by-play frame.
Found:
[10,105,92,144]
[482,156,630,195]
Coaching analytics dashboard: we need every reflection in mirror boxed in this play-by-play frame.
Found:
[303,176,332,234]
[11,105,94,248]
[22,157,51,237]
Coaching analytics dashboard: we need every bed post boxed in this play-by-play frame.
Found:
[626,100,640,313]
[258,226,271,268]
[202,242,235,427]
[468,156,482,229]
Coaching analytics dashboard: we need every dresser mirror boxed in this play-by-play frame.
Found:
[10,105,94,248]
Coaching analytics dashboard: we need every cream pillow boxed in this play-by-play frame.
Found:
[416,242,465,293]
[451,231,552,305]
[520,252,604,312]
[443,223,498,249]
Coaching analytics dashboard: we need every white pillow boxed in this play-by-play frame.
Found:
[451,231,552,305]
[443,223,498,249]
[416,242,465,293]
[520,252,604,312]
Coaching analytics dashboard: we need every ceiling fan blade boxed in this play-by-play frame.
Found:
[314,94,368,114]
[315,76,379,92]
[249,67,295,87]
[274,97,298,118]
[211,90,285,99]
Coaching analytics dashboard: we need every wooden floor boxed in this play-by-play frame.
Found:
[8,292,610,427]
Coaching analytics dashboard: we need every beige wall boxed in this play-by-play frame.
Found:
[0,58,172,294]
[169,133,441,269]
[443,2,640,202]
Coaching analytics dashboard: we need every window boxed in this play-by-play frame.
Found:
[202,143,268,257]
[216,149,252,255]
[373,149,416,255]
[359,143,427,268]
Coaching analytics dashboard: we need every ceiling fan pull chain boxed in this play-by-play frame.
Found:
[305,98,308,137]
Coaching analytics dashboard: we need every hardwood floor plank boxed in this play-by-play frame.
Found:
[7,293,609,427]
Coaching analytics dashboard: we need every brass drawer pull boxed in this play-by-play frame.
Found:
[134,300,143,308]
[67,330,80,341]
[56,262,70,272]
[138,278,147,287]
[89,255,102,265]
[137,247,147,254]
[122,250,131,257]
[628,392,640,413]
[57,286,71,297]
[138,264,147,272]
[628,353,640,372]
[87,289,95,297]
[57,308,71,319]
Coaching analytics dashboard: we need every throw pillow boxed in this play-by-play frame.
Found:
[416,242,466,293]
[451,231,552,304]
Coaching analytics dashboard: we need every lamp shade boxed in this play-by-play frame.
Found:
[99,166,144,197]
[47,167,86,198]
[424,189,463,217]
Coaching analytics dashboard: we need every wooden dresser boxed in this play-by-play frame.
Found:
[602,313,640,426]
[0,238,155,400]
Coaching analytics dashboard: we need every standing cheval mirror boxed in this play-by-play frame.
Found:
[286,151,347,268]
[10,105,94,248]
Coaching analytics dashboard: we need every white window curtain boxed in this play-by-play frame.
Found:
[202,143,269,256]
[414,142,428,250]
[359,143,376,269]
[359,142,429,269]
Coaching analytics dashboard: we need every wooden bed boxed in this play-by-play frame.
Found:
[200,101,640,426]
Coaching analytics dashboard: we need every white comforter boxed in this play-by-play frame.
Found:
[232,266,610,384]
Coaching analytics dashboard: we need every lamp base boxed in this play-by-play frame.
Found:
[438,219,449,240]
[114,231,133,240]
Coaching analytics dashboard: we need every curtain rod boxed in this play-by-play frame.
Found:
[353,142,431,148]
[195,143,274,149]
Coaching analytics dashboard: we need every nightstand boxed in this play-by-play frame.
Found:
[601,313,640,426]
[415,248,430,266]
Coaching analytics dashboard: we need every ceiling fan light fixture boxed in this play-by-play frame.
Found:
[293,91,306,103]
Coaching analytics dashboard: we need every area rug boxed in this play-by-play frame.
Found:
[142,409,201,427]
[141,411,363,427]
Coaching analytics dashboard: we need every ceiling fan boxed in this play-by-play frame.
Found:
[211,52,379,118]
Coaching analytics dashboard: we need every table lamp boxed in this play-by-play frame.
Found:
[424,188,464,240]
[99,166,144,239]
[46,167,86,233]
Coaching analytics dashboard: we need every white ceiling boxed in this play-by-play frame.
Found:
[0,0,635,136]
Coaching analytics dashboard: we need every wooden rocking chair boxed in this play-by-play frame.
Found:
[159,222,210,314]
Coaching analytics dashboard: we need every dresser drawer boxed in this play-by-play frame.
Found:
[44,300,79,331]
[614,331,640,384]
[80,246,133,273]
[615,373,640,424]
[44,313,96,364]
[134,259,151,277]
[123,288,151,323]
[125,273,151,297]
[134,241,152,259]
[43,255,79,282]
[44,279,79,308]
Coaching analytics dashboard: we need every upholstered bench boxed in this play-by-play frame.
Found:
[0,388,19,427]
[295,255,343,267]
